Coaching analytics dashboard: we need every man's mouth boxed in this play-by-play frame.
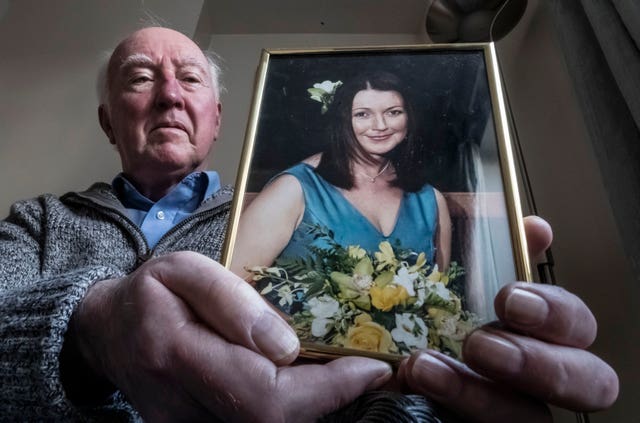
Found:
[154,121,187,132]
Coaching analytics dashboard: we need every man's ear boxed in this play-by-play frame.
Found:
[213,102,222,141]
[98,105,115,145]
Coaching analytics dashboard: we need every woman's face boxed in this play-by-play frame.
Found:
[351,89,408,158]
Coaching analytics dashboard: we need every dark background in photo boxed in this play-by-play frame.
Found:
[245,50,493,194]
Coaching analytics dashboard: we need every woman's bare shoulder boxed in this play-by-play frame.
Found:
[301,153,322,168]
[264,172,303,196]
[432,188,449,209]
[245,173,304,222]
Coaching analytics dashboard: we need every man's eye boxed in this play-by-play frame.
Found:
[130,76,152,84]
[182,75,203,84]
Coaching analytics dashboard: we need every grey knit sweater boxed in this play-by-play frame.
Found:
[0,182,233,421]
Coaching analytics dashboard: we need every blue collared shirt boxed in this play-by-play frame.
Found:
[112,171,221,249]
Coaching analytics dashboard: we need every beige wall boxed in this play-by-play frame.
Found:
[498,3,637,422]
[0,0,204,214]
[0,1,636,421]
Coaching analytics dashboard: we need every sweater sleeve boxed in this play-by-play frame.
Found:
[0,199,136,421]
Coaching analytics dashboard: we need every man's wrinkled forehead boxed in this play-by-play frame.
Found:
[114,52,210,76]
[107,29,208,80]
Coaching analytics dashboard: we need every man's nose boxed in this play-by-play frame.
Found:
[155,77,184,109]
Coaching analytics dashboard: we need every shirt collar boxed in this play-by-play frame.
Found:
[112,171,221,212]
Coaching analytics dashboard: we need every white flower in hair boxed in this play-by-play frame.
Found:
[307,80,343,114]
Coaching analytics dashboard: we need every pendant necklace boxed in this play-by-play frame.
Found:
[359,161,391,183]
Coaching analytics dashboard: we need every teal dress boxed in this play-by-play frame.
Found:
[277,163,439,262]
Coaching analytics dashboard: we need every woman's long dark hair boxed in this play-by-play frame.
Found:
[315,71,429,192]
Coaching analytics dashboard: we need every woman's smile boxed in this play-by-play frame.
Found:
[352,89,408,156]
[365,133,394,141]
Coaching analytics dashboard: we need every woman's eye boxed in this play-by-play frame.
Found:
[387,109,404,117]
[353,111,369,119]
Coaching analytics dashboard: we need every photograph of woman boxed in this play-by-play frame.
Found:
[233,71,451,275]
[226,47,523,360]
[229,65,490,359]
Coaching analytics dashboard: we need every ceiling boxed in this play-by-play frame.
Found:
[195,0,429,34]
[0,0,431,59]
[0,0,204,58]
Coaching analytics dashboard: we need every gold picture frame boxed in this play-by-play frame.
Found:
[222,43,530,364]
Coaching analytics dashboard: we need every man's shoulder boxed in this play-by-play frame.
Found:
[200,184,234,211]
[6,182,105,211]
[3,182,113,225]
[59,181,119,203]
[68,182,115,198]
[12,182,120,216]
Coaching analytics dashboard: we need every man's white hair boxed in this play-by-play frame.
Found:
[96,48,224,107]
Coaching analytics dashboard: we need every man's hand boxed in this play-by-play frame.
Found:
[397,216,619,422]
[69,251,392,422]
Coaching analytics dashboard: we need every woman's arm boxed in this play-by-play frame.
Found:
[230,174,305,279]
[433,189,451,271]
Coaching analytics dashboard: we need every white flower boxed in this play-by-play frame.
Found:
[314,80,341,93]
[426,281,451,300]
[308,295,340,319]
[414,279,426,307]
[437,314,468,341]
[391,313,428,350]
[307,80,343,113]
[308,295,340,337]
[437,315,458,337]
[393,266,419,296]
[277,286,293,307]
[352,273,374,291]
[311,318,334,337]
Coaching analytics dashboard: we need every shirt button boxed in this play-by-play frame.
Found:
[156,211,166,220]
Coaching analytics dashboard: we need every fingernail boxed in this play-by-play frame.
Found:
[505,288,548,326]
[465,331,523,375]
[251,311,299,363]
[410,353,461,398]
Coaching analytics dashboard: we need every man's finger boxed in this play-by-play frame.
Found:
[175,323,392,422]
[276,357,393,421]
[523,215,552,258]
[463,328,619,411]
[398,350,552,423]
[494,282,596,348]
[146,251,299,365]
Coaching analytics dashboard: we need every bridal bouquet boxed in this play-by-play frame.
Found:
[247,225,476,359]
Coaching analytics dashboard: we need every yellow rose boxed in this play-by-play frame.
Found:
[370,284,409,311]
[345,314,395,353]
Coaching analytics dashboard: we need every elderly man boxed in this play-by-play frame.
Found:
[0,27,617,422]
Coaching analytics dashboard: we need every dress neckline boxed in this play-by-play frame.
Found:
[301,163,404,238]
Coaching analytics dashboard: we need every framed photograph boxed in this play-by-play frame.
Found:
[222,43,531,364]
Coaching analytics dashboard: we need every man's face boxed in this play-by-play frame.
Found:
[100,28,221,182]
